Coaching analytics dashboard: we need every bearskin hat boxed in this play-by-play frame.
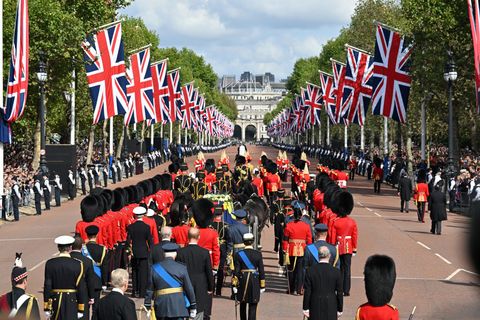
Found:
[364,255,396,306]
[334,191,354,216]
[168,162,180,174]
[205,159,216,174]
[151,178,161,193]
[323,183,340,209]
[80,195,98,222]
[89,187,104,196]
[92,194,106,216]
[374,157,382,168]
[315,173,330,192]
[192,198,215,228]
[169,195,190,226]
[160,174,172,190]
[417,169,427,183]
[266,161,278,174]
[125,186,136,204]
[101,189,114,211]
[111,189,125,212]
[134,185,145,203]
[236,155,246,166]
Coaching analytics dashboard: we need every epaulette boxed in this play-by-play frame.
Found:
[387,303,397,310]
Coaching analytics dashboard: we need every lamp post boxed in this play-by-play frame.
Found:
[37,52,48,174]
[444,50,458,184]
[63,90,74,145]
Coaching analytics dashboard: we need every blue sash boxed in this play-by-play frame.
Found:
[238,251,257,275]
[152,263,190,308]
[81,246,101,279]
[307,244,319,263]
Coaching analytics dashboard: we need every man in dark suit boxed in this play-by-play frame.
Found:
[94,268,137,320]
[177,228,215,320]
[397,172,413,213]
[84,226,109,311]
[429,181,448,235]
[126,206,153,298]
[303,246,343,320]
[144,242,197,320]
[70,236,95,320]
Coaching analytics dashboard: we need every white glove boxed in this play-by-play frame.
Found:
[146,311,151,319]
[102,286,107,291]
[88,298,94,305]
[337,311,343,317]
[232,287,238,294]
[212,269,218,276]
[189,309,197,318]
[45,311,52,319]
[260,288,265,294]
[303,310,310,318]
[77,313,84,319]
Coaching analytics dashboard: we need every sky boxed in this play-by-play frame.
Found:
[122,0,358,81]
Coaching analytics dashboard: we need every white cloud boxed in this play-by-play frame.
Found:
[122,0,357,79]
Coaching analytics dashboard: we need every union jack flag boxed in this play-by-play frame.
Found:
[180,82,195,129]
[303,83,323,126]
[82,22,128,124]
[319,71,337,124]
[197,94,206,132]
[371,24,413,123]
[150,59,169,124]
[468,0,480,113]
[205,105,216,136]
[167,69,182,123]
[340,46,374,126]
[332,59,348,125]
[124,48,155,125]
[5,0,29,127]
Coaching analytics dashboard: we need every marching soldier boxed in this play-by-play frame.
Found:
[192,171,208,200]
[43,236,86,320]
[111,160,117,184]
[144,242,197,320]
[83,226,109,312]
[53,174,62,207]
[232,233,265,320]
[79,167,87,195]
[126,206,153,298]
[87,166,94,192]
[102,164,108,187]
[282,200,312,295]
[33,176,43,215]
[227,209,250,259]
[42,175,51,211]
[93,165,100,186]
[66,169,76,200]
[123,158,130,179]
[11,177,21,221]
[0,255,40,319]
[116,159,123,182]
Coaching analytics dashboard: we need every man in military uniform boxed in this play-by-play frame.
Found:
[11,177,21,221]
[0,256,40,319]
[83,225,109,312]
[174,163,194,195]
[192,171,208,200]
[227,209,250,259]
[43,236,86,320]
[102,164,108,187]
[42,175,51,211]
[144,242,197,320]
[210,205,229,296]
[355,255,399,320]
[53,173,62,207]
[66,169,76,200]
[304,224,339,269]
[79,167,87,195]
[126,206,153,298]
[70,236,95,320]
[232,233,265,320]
[282,201,312,295]
[33,176,43,215]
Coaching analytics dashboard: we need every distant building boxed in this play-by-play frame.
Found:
[255,74,264,85]
[264,72,275,83]
[220,75,236,89]
[240,71,254,82]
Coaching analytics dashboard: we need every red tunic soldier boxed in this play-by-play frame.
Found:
[414,170,430,223]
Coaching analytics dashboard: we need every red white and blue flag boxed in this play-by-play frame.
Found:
[205,105,216,136]
[371,24,413,123]
[319,71,337,125]
[124,47,155,125]
[303,82,323,126]
[150,59,169,124]
[332,59,348,125]
[167,69,182,123]
[82,22,128,124]
[340,46,374,126]
[180,82,195,129]
[468,0,480,113]
[2,0,29,143]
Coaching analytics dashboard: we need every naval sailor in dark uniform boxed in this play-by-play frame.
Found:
[43,235,86,320]
[144,242,197,320]
[210,205,229,296]
[232,233,265,320]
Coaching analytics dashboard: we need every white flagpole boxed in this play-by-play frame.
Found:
[384,117,388,155]
[318,121,322,146]
[150,124,154,150]
[184,127,187,145]
[344,126,348,149]
[109,117,114,160]
[0,0,4,214]
[70,70,76,145]
[169,123,173,144]
[310,127,315,145]
[178,123,181,144]
[360,125,365,151]
[326,120,330,146]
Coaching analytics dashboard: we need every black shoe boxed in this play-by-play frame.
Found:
[400,209,403,212]
[344,293,350,296]
[406,210,409,213]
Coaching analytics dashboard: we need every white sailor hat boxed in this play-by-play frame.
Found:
[54,235,75,245]
[133,206,147,216]
[243,233,254,241]
[146,208,156,217]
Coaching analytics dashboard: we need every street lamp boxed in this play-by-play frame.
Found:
[37,51,48,174]
[444,50,458,186]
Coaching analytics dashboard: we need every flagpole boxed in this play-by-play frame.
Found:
[169,123,173,145]
[318,121,322,146]
[109,118,114,163]
[0,0,4,215]
[360,125,365,152]
[178,123,181,144]
[184,127,187,145]
[384,117,389,155]
[311,127,315,145]
[344,126,348,149]
[150,124,154,150]
[327,120,330,146]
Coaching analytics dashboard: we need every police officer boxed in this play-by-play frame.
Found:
[42,175,51,211]
[232,233,265,320]
[11,177,21,221]
[53,174,62,207]
[144,242,197,320]
[43,236,86,320]
[33,176,43,215]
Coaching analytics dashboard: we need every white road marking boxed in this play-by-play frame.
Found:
[0,237,53,242]
[366,207,373,212]
[416,241,431,250]
[357,201,363,206]
[373,212,382,217]
[352,276,441,281]
[435,253,452,265]
[444,268,479,281]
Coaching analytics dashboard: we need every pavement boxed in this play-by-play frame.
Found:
[1,145,479,319]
